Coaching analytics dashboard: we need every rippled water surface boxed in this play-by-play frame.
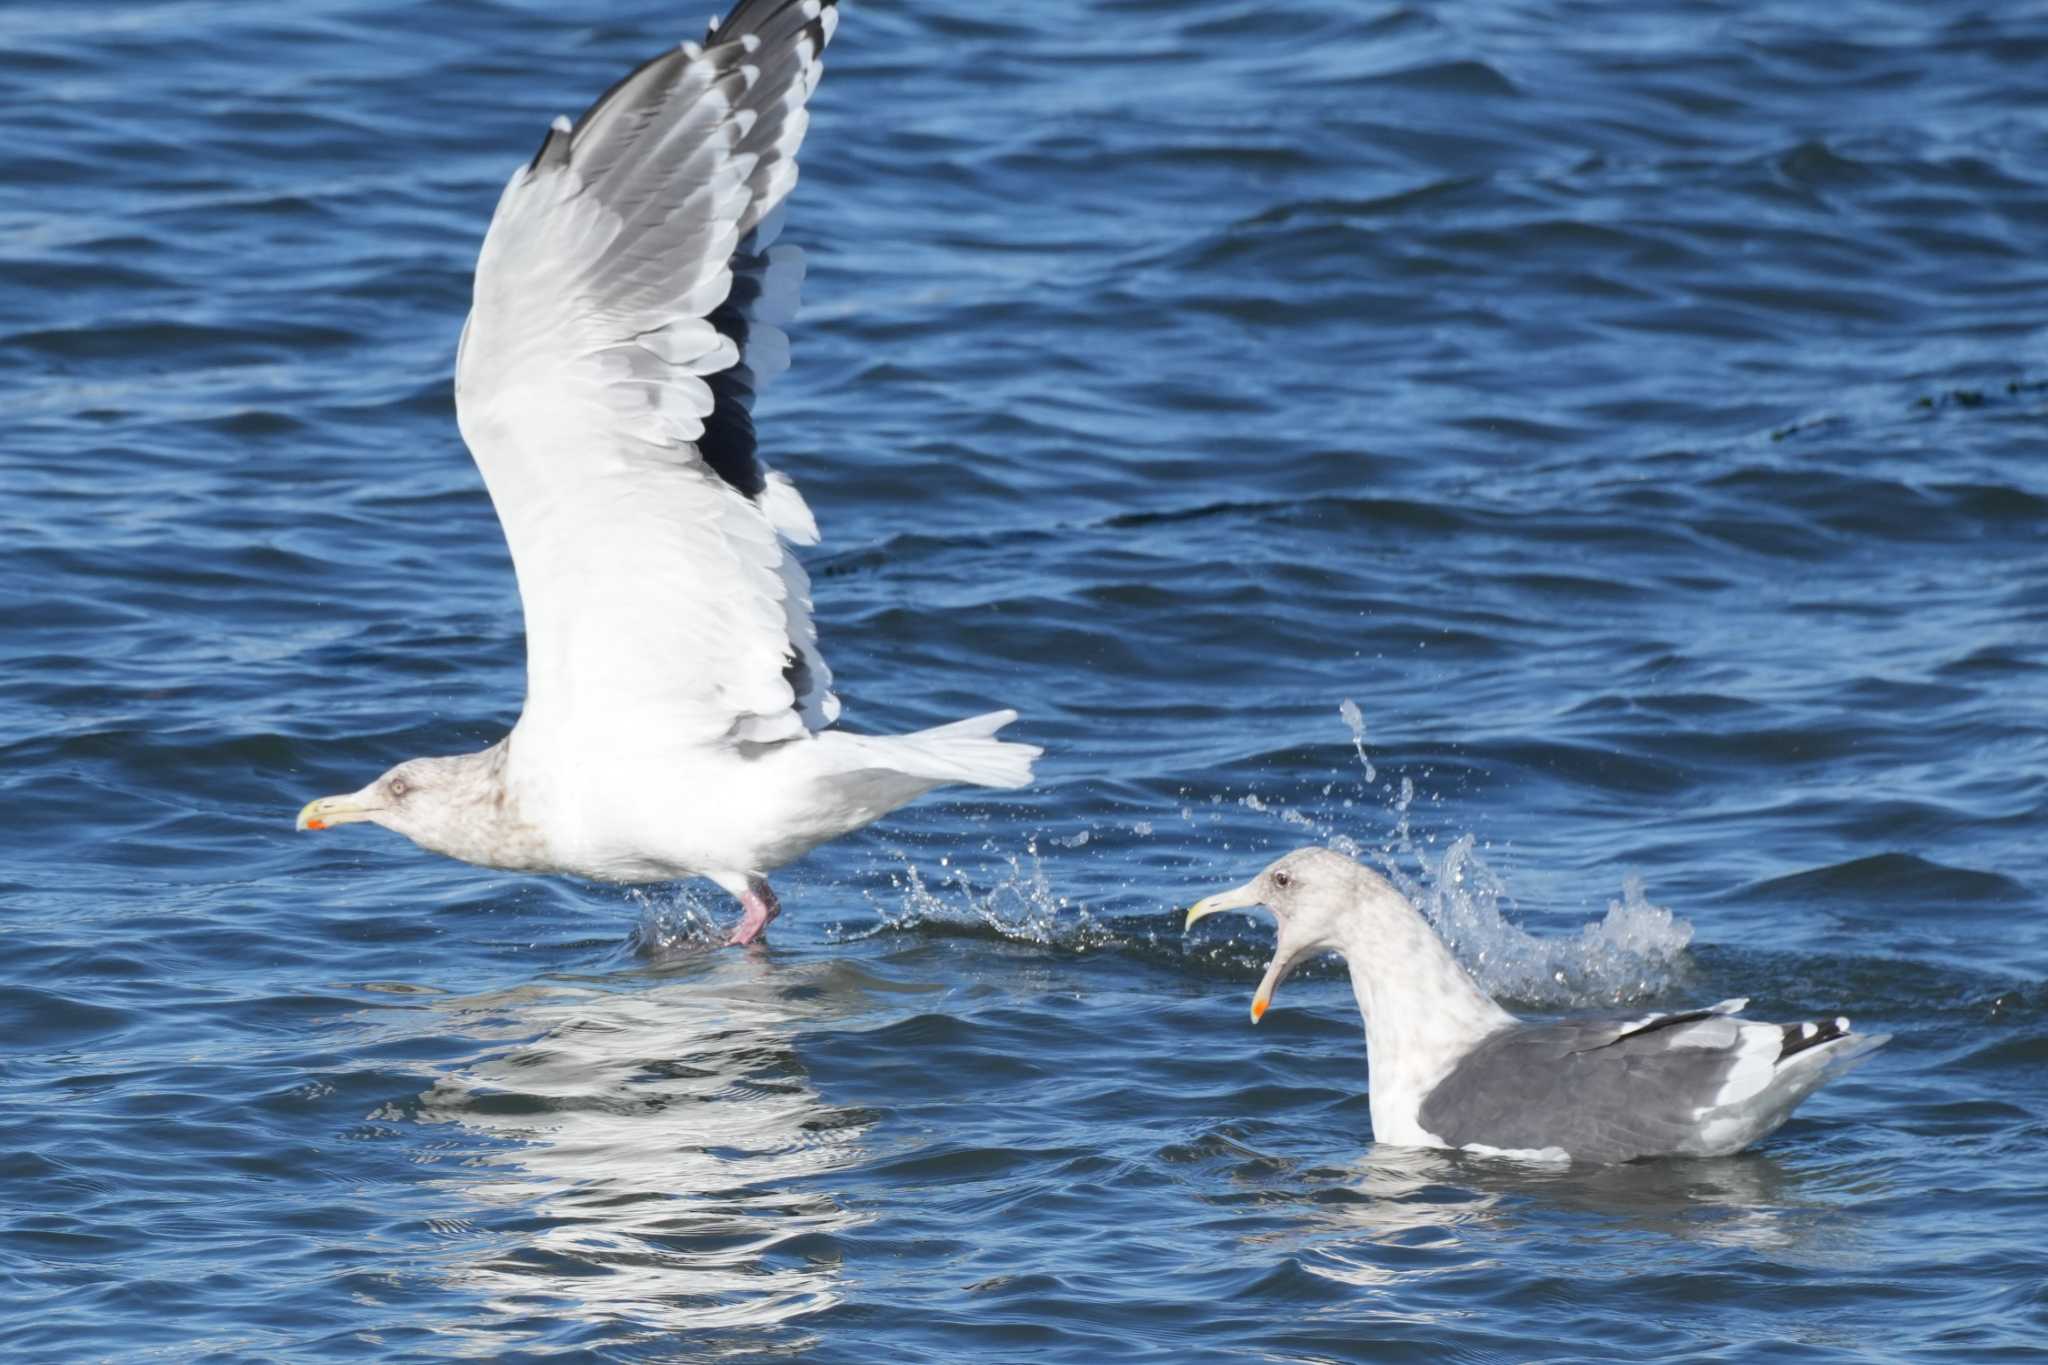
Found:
[5,0,2047,1359]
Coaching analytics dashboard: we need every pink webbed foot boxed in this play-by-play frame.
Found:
[725,879,782,947]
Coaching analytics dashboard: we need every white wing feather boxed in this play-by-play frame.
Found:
[454,1,840,751]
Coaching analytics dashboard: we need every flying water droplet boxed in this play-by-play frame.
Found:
[1339,698,1377,784]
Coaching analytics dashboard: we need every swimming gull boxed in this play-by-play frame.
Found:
[1185,847,1888,1163]
[296,0,1039,944]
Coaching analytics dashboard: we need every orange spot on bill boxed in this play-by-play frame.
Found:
[305,819,327,831]
[1250,999,1267,1022]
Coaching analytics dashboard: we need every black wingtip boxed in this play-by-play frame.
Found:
[782,649,815,712]
[1777,1016,1853,1062]
[709,0,840,48]
[525,117,573,174]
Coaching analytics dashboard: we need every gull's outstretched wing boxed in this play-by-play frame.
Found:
[455,0,841,750]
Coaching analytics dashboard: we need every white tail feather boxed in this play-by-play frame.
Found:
[882,709,1040,790]
[814,708,1038,800]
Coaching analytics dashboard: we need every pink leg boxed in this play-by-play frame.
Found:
[726,878,782,947]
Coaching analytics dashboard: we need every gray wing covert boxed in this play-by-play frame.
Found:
[1417,1017,1741,1163]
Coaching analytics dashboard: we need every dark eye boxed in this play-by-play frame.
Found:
[388,777,410,799]
[1273,870,1291,889]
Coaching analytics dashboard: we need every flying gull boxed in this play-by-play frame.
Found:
[296,0,1039,944]
[1185,847,1887,1163]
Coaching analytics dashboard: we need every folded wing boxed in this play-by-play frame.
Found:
[1420,1001,1880,1161]
[455,0,841,749]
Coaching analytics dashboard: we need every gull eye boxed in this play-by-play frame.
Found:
[1273,870,1291,889]
[388,777,411,799]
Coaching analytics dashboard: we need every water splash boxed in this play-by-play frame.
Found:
[1208,709,1695,1007]
[849,704,1691,1006]
[1396,834,1693,1008]
[1178,717,1694,1006]
[838,842,1121,951]
[1339,697,1377,784]
[622,887,729,957]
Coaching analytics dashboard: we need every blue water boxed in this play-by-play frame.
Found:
[5,0,2046,1358]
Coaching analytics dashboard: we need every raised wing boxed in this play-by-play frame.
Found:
[455,0,841,749]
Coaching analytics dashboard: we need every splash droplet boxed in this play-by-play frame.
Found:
[1338,698,1377,784]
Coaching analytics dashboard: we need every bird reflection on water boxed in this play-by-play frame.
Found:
[407,956,874,1355]
[1236,1142,1883,1298]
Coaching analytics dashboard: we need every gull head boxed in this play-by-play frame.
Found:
[297,759,438,836]
[1184,846,1389,1023]
[296,752,516,864]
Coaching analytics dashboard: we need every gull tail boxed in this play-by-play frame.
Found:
[752,712,1038,862]
[882,709,1040,790]
[1699,1020,1889,1158]
[810,708,1039,824]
